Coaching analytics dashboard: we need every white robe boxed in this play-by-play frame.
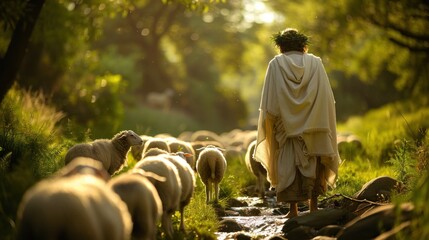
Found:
[254,51,340,193]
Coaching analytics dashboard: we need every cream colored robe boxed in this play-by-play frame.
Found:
[255,52,340,194]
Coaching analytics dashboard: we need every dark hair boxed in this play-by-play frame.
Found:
[272,28,309,53]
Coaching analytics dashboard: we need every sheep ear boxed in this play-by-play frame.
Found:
[183,153,193,158]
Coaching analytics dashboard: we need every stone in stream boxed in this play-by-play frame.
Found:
[218,219,249,232]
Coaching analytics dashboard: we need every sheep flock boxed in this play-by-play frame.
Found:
[14,124,369,239]
[15,128,279,239]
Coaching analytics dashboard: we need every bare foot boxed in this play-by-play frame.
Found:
[285,211,298,218]
[286,202,298,218]
[309,197,318,212]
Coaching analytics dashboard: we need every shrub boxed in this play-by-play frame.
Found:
[0,86,66,239]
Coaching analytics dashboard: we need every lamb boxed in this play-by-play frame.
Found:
[160,152,196,232]
[196,145,227,203]
[16,165,132,240]
[108,169,164,240]
[65,130,143,175]
[134,156,182,239]
[244,140,268,198]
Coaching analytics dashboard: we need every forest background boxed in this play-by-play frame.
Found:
[1,0,427,138]
[0,0,428,239]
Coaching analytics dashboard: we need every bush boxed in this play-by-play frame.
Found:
[0,86,67,239]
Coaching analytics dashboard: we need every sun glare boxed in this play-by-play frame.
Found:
[243,0,281,24]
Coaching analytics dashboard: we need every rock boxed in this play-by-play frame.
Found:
[282,208,355,233]
[239,207,261,216]
[353,176,403,202]
[336,202,414,240]
[233,232,252,240]
[285,225,316,240]
[317,225,344,237]
[218,219,248,232]
[228,198,248,207]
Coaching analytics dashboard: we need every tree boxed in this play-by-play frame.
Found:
[0,0,45,102]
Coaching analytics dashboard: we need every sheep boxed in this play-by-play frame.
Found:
[142,137,170,155]
[56,156,111,181]
[190,129,223,143]
[65,130,143,175]
[146,88,174,111]
[108,169,164,240]
[168,138,196,170]
[143,148,170,158]
[134,156,182,239]
[191,140,225,160]
[196,145,227,203]
[130,135,152,161]
[244,140,268,198]
[16,168,132,240]
[160,152,196,232]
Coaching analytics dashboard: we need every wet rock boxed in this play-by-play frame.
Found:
[224,209,240,216]
[238,207,261,216]
[265,235,287,240]
[218,219,248,232]
[282,208,354,233]
[317,225,344,237]
[228,198,248,207]
[336,202,414,240]
[233,232,252,240]
[284,225,316,240]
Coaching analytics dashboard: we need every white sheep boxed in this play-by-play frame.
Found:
[65,130,143,175]
[16,169,132,240]
[244,140,268,198]
[143,137,171,155]
[134,156,182,239]
[160,152,196,232]
[56,157,111,181]
[143,148,169,158]
[167,138,196,170]
[108,169,164,240]
[130,135,152,161]
[196,145,227,203]
[146,89,174,111]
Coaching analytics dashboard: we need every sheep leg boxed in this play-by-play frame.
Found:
[205,182,211,203]
[214,182,219,203]
[162,213,174,239]
[179,207,186,231]
[257,174,265,198]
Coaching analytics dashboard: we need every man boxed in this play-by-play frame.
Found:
[254,28,341,217]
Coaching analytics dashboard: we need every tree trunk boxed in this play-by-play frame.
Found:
[0,0,45,103]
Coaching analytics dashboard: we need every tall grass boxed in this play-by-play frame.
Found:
[0,86,67,239]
